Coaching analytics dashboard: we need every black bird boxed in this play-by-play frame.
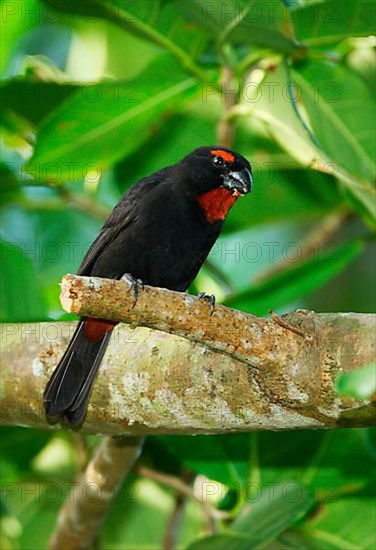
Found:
[44,146,252,425]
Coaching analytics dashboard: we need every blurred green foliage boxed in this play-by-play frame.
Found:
[0,0,375,548]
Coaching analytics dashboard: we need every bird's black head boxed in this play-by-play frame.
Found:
[181,146,252,197]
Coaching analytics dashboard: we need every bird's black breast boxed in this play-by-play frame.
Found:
[88,182,221,291]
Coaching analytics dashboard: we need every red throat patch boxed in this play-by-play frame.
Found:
[198,187,237,224]
[84,317,117,343]
[211,149,235,163]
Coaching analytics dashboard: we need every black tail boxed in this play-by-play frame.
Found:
[44,319,112,426]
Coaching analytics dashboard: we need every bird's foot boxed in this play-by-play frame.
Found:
[197,292,216,315]
[121,273,144,307]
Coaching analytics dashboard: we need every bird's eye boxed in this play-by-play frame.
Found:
[213,156,224,167]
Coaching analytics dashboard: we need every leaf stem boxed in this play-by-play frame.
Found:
[283,56,322,148]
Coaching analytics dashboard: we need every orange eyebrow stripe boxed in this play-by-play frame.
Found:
[211,149,235,163]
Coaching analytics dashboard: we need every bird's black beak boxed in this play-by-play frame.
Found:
[221,167,252,196]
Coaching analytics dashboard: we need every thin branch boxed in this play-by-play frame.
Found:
[164,491,186,550]
[163,468,192,550]
[48,435,144,550]
[138,466,225,523]
[269,310,309,340]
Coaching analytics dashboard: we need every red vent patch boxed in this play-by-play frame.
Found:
[84,317,116,343]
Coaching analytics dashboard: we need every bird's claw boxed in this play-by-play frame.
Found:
[121,273,144,307]
[197,292,216,315]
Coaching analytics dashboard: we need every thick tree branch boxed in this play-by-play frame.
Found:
[1,275,375,434]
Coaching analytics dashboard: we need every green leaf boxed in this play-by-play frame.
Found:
[266,530,319,549]
[0,79,80,126]
[0,427,51,473]
[42,0,209,78]
[336,362,376,400]
[178,0,303,53]
[1,206,101,317]
[189,482,316,549]
[0,1,42,73]
[225,238,365,315]
[347,39,376,96]
[243,63,322,167]
[188,533,258,550]
[158,434,253,488]
[293,62,376,222]
[3,476,67,549]
[244,61,376,224]
[0,239,48,322]
[255,429,375,499]
[231,482,316,539]
[305,495,376,549]
[189,531,317,549]
[103,476,203,549]
[295,0,376,46]
[188,531,322,550]
[42,0,169,47]
[26,55,198,181]
[0,162,22,203]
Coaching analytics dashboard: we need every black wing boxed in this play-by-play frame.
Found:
[77,198,137,276]
[77,167,170,276]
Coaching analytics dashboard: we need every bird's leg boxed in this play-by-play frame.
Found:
[121,273,144,308]
[197,292,216,315]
